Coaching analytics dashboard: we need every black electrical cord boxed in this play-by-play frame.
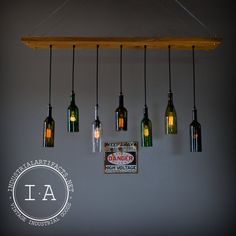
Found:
[49,45,52,106]
[72,45,75,93]
[168,45,172,93]
[144,45,147,107]
[192,45,196,109]
[120,45,123,95]
[96,45,99,108]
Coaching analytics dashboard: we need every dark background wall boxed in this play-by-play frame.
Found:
[1,0,235,235]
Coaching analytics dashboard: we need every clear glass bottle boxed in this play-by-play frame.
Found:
[92,106,102,152]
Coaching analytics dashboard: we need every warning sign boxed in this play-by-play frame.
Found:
[104,142,138,174]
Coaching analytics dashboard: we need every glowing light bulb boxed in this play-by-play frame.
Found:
[168,114,174,127]
[70,111,76,122]
[94,128,101,139]
[144,126,149,137]
[119,117,124,128]
[46,128,52,138]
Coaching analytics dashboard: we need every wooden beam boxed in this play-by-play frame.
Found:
[21,36,222,50]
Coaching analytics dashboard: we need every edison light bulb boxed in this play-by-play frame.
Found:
[118,117,124,129]
[46,128,52,138]
[94,128,101,139]
[70,111,76,122]
[144,126,149,137]
[168,113,174,127]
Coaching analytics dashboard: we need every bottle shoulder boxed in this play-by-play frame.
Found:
[115,106,127,113]
[142,117,152,124]
[68,102,78,110]
[44,116,55,123]
[165,104,176,113]
[190,119,201,127]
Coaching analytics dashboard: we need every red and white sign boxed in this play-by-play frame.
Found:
[104,142,138,174]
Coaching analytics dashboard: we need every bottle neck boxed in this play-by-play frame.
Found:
[192,108,198,121]
[94,105,99,120]
[94,119,101,128]
[71,91,75,104]
[48,104,52,118]
[119,94,124,107]
[143,106,149,119]
[168,92,173,103]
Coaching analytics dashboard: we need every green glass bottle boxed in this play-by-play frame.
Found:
[115,94,128,131]
[43,105,55,147]
[165,92,177,134]
[141,106,152,147]
[190,109,202,152]
[67,91,79,132]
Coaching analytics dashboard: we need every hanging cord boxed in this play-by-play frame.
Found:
[174,0,215,37]
[192,45,196,109]
[49,45,52,106]
[41,13,66,36]
[144,45,147,107]
[29,0,71,36]
[72,45,75,92]
[168,45,172,93]
[120,45,123,95]
[96,45,99,108]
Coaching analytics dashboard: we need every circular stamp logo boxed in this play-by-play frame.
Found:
[8,160,74,226]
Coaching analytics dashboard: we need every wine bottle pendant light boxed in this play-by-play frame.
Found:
[92,45,102,152]
[115,45,128,131]
[43,45,55,147]
[190,45,202,152]
[165,45,177,134]
[141,45,152,147]
[67,45,79,132]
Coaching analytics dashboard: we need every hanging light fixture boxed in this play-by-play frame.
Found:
[67,45,79,132]
[165,45,177,134]
[141,45,152,147]
[115,45,128,131]
[190,45,202,152]
[43,45,55,147]
[92,45,102,152]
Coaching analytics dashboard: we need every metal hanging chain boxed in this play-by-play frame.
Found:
[174,0,215,37]
[168,45,172,93]
[96,45,99,108]
[144,45,147,107]
[192,45,196,109]
[72,45,75,92]
[29,0,71,36]
[120,45,123,95]
[49,45,52,106]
